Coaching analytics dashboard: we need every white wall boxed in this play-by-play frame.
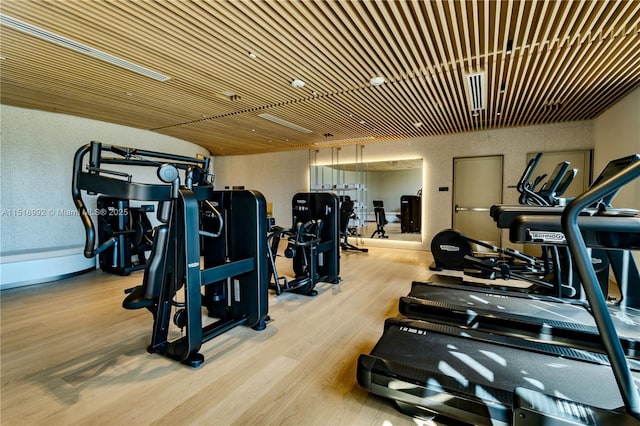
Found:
[368,168,422,213]
[593,86,640,268]
[216,121,594,250]
[0,105,210,254]
[593,86,640,210]
[212,149,310,225]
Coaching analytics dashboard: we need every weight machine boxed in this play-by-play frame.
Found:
[73,141,269,367]
[96,196,154,275]
[266,192,341,296]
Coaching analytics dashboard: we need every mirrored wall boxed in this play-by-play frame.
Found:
[310,158,423,242]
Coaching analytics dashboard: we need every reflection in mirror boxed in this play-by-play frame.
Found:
[310,159,422,242]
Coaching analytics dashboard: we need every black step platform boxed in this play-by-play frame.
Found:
[400,278,640,358]
[357,317,640,425]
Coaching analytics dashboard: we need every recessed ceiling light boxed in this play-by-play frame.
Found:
[291,79,305,88]
[248,51,257,59]
[258,113,312,133]
[1,13,170,81]
[370,76,385,86]
[313,136,375,146]
[413,122,424,128]
[221,90,240,101]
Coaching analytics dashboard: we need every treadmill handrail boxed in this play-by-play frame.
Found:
[561,159,640,417]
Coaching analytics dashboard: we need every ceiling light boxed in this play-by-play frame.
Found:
[413,122,424,128]
[258,113,312,133]
[370,76,385,86]
[291,79,305,88]
[1,13,170,81]
[248,51,257,59]
[313,136,375,146]
[221,90,240,101]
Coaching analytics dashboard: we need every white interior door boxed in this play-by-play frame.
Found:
[453,156,503,247]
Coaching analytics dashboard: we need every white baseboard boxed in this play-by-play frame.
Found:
[0,245,96,290]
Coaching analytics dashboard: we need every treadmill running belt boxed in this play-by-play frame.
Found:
[400,280,640,356]
[358,317,640,425]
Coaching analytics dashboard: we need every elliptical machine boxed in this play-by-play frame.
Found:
[430,153,581,297]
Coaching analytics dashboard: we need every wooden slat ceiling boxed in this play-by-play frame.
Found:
[1,1,639,156]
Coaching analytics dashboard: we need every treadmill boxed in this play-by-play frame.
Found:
[358,158,640,425]
[400,279,640,358]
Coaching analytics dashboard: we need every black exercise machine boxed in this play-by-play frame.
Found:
[73,141,269,367]
[370,200,388,238]
[399,278,640,356]
[267,220,324,296]
[96,196,154,275]
[492,154,640,303]
[358,155,640,424]
[400,190,421,233]
[429,154,625,299]
[339,198,368,252]
[266,192,341,296]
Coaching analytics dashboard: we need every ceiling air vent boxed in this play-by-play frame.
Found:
[466,72,486,111]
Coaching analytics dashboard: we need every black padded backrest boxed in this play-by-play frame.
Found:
[122,222,170,310]
[141,224,170,299]
[340,200,355,233]
[374,206,386,225]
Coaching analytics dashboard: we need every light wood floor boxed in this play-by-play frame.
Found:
[1,247,447,426]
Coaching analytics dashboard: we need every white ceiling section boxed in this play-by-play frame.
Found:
[1,1,639,156]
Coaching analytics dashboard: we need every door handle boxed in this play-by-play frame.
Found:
[455,205,490,213]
